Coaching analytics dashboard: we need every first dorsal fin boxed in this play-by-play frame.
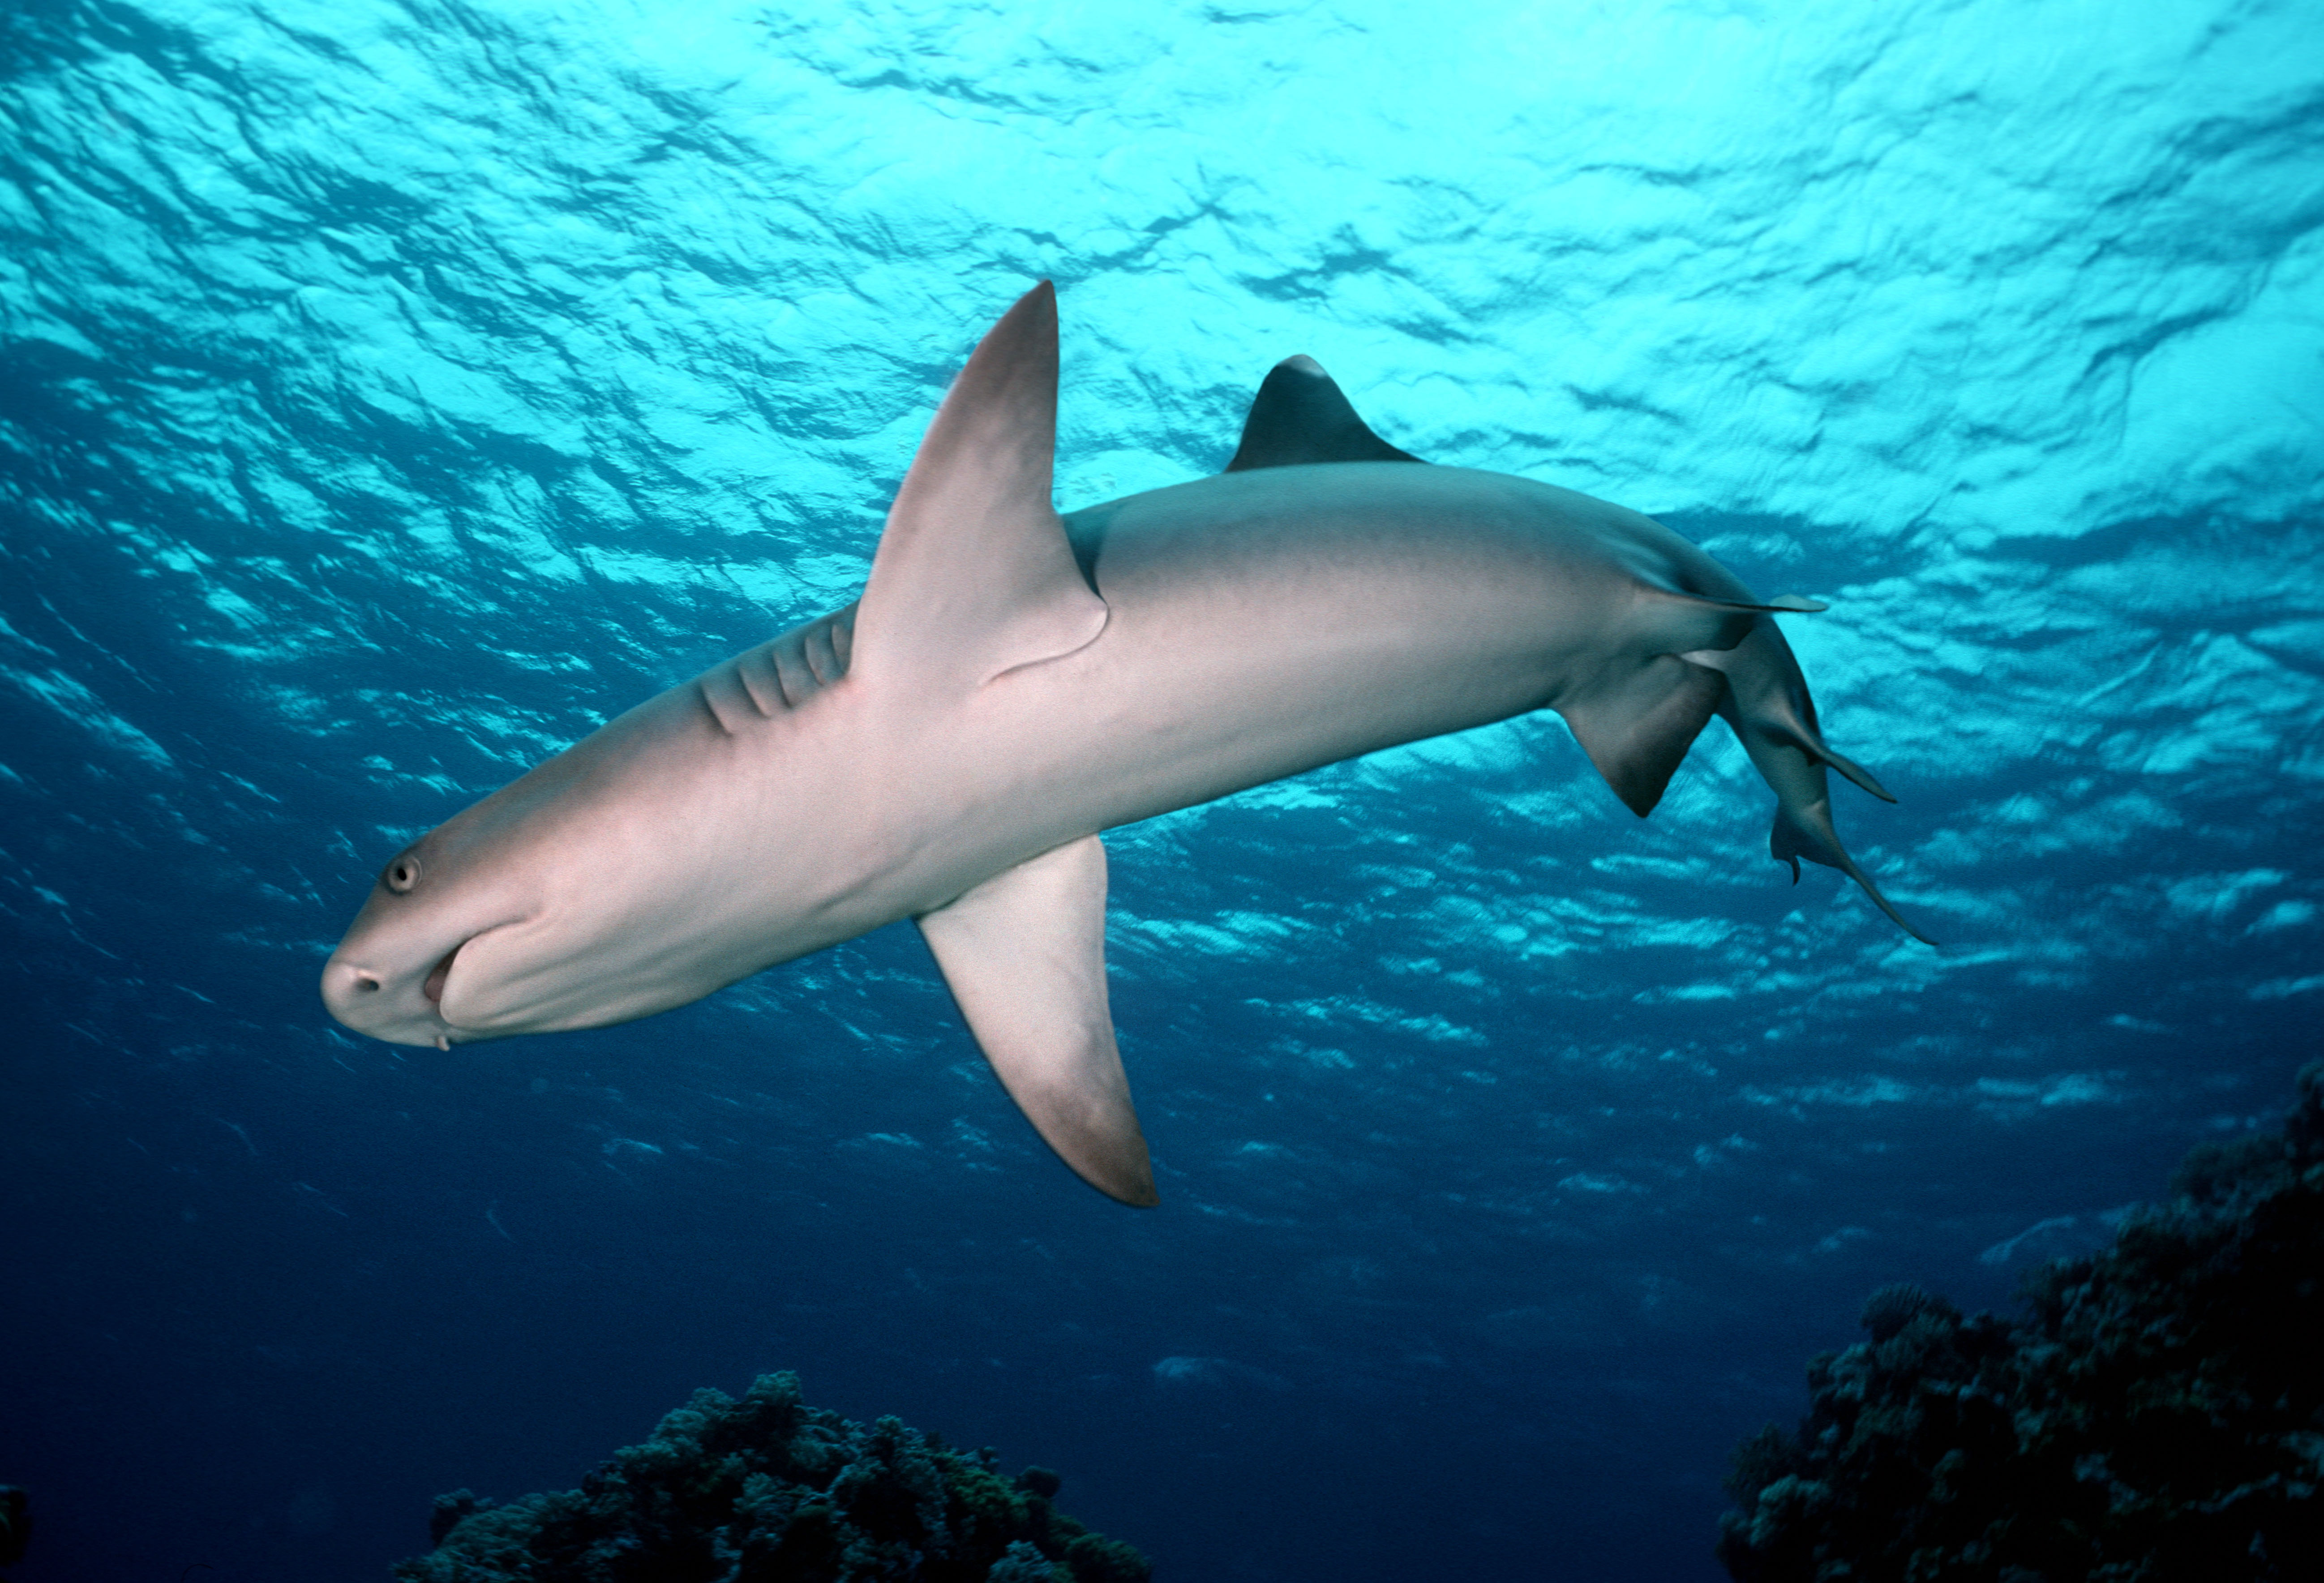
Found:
[853,282,1109,690]
[1224,355,1425,472]
[916,835,1158,1207]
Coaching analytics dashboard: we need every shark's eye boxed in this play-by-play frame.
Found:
[383,854,422,893]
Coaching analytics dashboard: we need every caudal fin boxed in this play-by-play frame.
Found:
[1685,615,1932,944]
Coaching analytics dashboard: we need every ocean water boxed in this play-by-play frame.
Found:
[4,0,2320,1578]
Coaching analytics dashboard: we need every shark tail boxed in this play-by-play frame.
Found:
[1557,587,1850,824]
[1683,614,1931,944]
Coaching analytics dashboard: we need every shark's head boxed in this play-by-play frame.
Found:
[324,609,866,1051]
[322,763,588,1049]
[321,708,772,1049]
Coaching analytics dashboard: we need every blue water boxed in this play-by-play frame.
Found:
[4,0,2321,1578]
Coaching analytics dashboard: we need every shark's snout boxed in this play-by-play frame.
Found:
[322,943,470,1048]
[323,956,383,1010]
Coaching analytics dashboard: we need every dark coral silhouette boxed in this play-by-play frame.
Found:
[397,1373,1151,1583]
[1856,1281,1951,1345]
[0,1484,26,1572]
[1719,1063,2324,1581]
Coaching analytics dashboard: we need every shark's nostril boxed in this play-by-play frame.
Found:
[355,973,381,993]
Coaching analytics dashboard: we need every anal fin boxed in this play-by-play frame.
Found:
[915,835,1158,1206]
[1558,655,1727,817]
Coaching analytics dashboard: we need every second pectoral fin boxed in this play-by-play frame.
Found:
[914,835,1158,1207]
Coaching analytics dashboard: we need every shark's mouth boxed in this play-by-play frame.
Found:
[421,941,464,1005]
[426,918,543,1036]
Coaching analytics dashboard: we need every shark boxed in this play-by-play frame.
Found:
[322,281,1922,1206]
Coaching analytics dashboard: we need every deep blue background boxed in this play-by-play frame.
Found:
[6,0,2322,1578]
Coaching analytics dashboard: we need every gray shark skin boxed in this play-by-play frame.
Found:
[322,282,1922,1207]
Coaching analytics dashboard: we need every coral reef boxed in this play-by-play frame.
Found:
[395,1373,1150,1583]
[0,1484,26,1570]
[1719,1064,2324,1581]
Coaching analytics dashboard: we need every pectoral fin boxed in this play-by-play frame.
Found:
[855,282,1109,692]
[915,835,1158,1207]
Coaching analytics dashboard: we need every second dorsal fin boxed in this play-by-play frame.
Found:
[1223,356,1425,472]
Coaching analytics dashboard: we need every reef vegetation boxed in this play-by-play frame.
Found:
[1719,1063,2324,1581]
[395,1373,1151,1583]
[0,1484,27,1573]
